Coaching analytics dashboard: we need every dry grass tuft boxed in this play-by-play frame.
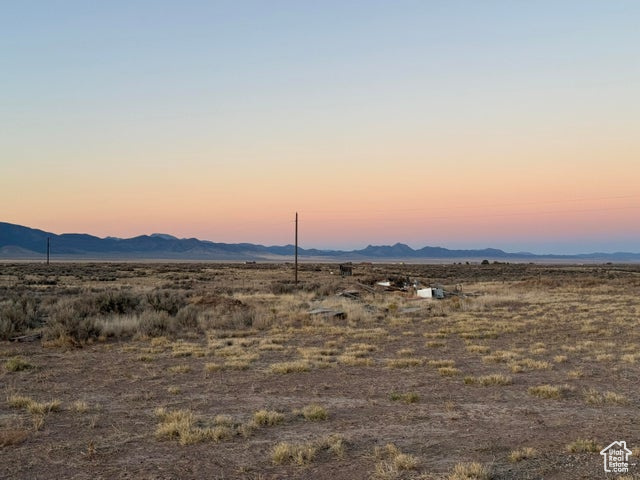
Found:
[483,350,519,363]
[223,358,252,370]
[466,344,491,354]
[154,408,200,445]
[464,374,512,386]
[154,408,233,445]
[4,356,35,372]
[213,414,233,426]
[71,400,90,413]
[396,348,415,357]
[338,354,374,366]
[566,438,599,453]
[447,461,492,479]
[583,388,628,405]
[528,384,572,399]
[428,359,456,368]
[204,362,222,373]
[508,447,537,462]
[301,404,328,421]
[8,395,61,415]
[272,441,317,465]
[374,443,419,478]
[253,409,285,426]
[389,392,420,404]
[323,434,346,458]
[438,366,461,377]
[508,358,550,372]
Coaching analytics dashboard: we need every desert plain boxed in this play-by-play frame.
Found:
[1,262,639,479]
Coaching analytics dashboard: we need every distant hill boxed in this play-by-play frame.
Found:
[1,222,638,262]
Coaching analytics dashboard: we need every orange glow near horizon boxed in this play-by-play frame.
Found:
[4,133,640,248]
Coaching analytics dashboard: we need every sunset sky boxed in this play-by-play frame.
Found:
[2,1,639,254]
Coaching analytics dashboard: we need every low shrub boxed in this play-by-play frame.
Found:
[44,298,101,342]
[138,310,177,337]
[0,297,41,340]
[146,290,188,316]
[94,291,141,315]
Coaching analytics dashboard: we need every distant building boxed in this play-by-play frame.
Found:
[339,263,353,277]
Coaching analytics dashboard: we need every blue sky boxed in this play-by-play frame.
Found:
[2,1,639,254]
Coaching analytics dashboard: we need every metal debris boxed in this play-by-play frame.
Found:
[308,308,346,319]
[337,290,361,300]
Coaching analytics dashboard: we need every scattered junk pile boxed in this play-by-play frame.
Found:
[307,269,478,320]
[374,276,460,300]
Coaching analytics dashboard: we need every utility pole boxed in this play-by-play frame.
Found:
[294,212,298,285]
[46,237,50,265]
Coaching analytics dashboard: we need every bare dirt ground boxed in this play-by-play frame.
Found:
[1,262,639,479]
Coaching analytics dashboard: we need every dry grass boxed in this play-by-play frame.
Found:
[253,409,285,426]
[466,344,490,354]
[508,446,537,462]
[271,433,346,464]
[155,408,236,445]
[483,350,519,363]
[464,374,512,386]
[428,359,456,368]
[508,358,550,372]
[438,366,461,377]
[71,400,90,413]
[154,408,233,445]
[204,362,222,373]
[567,369,583,379]
[154,408,202,445]
[7,395,61,415]
[271,441,317,465]
[300,404,328,421]
[447,461,492,479]
[323,433,346,458]
[223,358,252,370]
[389,392,420,404]
[528,384,572,399]
[566,438,599,453]
[373,443,419,478]
[396,348,414,357]
[583,388,628,405]
[338,354,374,366]
[4,356,35,372]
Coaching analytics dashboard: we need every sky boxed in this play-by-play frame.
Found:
[2,0,639,254]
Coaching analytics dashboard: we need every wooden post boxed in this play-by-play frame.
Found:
[295,212,298,285]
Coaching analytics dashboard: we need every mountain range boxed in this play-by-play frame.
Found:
[1,222,638,262]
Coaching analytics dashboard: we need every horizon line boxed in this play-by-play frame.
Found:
[2,221,638,257]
